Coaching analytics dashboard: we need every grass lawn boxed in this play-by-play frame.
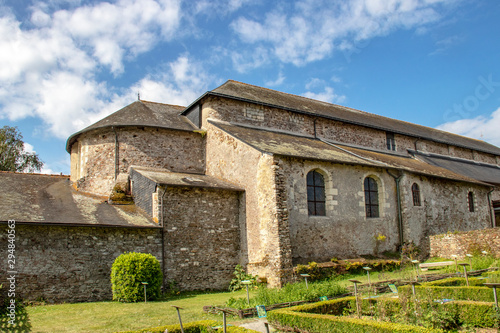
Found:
[27,256,496,332]
[28,290,251,333]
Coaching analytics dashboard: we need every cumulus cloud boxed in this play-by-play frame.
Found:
[231,0,456,67]
[265,72,286,87]
[302,87,346,104]
[0,0,186,139]
[436,107,500,147]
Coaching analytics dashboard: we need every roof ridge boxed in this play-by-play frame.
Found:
[140,100,186,109]
[220,80,377,116]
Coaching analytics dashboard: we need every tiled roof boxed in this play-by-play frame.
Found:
[410,151,500,186]
[205,80,500,156]
[66,100,195,152]
[209,120,489,186]
[0,172,158,227]
[131,166,243,191]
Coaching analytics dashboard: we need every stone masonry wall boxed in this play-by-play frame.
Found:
[162,186,241,290]
[0,224,162,303]
[204,122,295,287]
[400,174,491,256]
[430,227,500,259]
[202,96,500,167]
[71,127,205,196]
[282,158,399,264]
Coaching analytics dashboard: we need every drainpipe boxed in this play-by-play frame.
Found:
[488,188,496,228]
[160,186,168,292]
[387,169,404,248]
[112,126,119,180]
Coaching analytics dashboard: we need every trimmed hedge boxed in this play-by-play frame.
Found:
[268,295,500,332]
[268,308,442,333]
[117,320,260,333]
[423,277,487,287]
[444,301,498,328]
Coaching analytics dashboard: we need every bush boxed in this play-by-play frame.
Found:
[228,265,258,292]
[111,252,162,302]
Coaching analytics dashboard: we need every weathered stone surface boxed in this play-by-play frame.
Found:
[162,186,241,290]
[70,127,205,196]
[0,224,162,303]
[430,227,500,259]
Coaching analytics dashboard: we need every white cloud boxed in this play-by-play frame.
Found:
[302,86,346,104]
[265,72,286,87]
[231,0,456,66]
[436,107,500,147]
[23,142,35,154]
[0,0,185,139]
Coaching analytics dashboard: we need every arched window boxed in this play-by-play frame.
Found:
[364,177,379,218]
[412,183,421,206]
[468,192,475,212]
[307,170,325,216]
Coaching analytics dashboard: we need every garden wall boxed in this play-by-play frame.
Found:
[0,223,162,303]
[430,227,500,258]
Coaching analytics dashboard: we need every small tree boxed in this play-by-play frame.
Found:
[0,126,43,172]
[111,252,162,302]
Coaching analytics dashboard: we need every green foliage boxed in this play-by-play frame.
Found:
[270,293,499,332]
[111,252,162,302]
[115,320,255,333]
[228,265,258,292]
[117,320,260,333]
[0,125,43,172]
[401,241,420,262]
[268,305,442,333]
[423,277,486,287]
[226,279,346,309]
[296,260,400,280]
[0,285,32,332]
[399,284,494,302]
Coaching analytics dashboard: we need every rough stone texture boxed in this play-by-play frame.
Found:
[204,122,294,287]
[400,174,491,256]
[202,96,500,168]
[282,158,399,264]
[162,186,240,290]
[0,224,161,303]
[430,227,500,259]
[70,127,205,196]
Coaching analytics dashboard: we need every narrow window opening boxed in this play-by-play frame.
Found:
[468,191,475,212]
[364,177,379,218]
[412,183,421,206]
[386,132,396,151]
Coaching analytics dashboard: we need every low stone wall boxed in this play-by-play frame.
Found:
[0,223,162,303]
[430,227,500,259]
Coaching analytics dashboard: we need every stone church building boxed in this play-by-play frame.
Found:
[2,80,500,302]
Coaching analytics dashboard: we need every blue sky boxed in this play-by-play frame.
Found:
[1,0,500,174]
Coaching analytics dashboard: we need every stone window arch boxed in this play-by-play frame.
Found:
[307,170,326,216]
[364,176,379,218]
[412,183,421,206]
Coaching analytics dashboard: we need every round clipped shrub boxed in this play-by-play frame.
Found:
[111,252,163,302]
